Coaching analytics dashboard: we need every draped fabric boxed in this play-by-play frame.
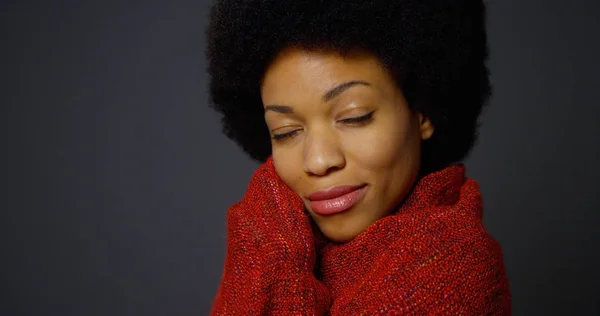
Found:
[211,157,511,315]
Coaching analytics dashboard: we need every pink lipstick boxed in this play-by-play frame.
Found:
[307,185,366,216]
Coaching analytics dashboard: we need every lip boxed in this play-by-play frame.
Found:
[307,185,366,216]
[307,185,365,201]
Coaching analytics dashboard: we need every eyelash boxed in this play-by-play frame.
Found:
[271,112,374,141]
[340,111,374,124]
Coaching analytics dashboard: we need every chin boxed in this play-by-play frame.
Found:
[310,208,375,243]
[326,234,356,243]
[318,223,364,243]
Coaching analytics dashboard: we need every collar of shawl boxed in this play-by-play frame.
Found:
[316,164,484,299]
[260,158,484,301]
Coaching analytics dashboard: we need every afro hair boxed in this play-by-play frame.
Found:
[205,0,491,173]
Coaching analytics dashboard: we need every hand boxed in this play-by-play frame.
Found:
[212,157,330,315]
[229,157,317,272]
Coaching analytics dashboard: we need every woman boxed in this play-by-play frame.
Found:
[206,0,511,314]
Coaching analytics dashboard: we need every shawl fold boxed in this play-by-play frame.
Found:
[211,158,511,315]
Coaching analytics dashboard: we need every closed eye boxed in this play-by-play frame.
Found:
[272,112,374,142]
[272,129,300,141]
[339,112,374,124]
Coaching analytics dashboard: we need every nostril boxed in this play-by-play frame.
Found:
[304,163,344,177]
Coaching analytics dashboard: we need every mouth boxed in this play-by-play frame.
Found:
[307,185,367,216]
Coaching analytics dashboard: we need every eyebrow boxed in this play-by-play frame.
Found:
[264,105,294,113]
[322,80,370,102]
[264,80,371,114]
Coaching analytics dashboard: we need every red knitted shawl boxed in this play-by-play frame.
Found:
[211,158,511,315]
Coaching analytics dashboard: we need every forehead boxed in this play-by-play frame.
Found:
[260,48,390,103]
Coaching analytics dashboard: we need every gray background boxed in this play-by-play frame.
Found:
[2,0,599,315]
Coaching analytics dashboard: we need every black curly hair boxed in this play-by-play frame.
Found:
[206,0,491,173]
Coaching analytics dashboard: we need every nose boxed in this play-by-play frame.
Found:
[303,127,345,176]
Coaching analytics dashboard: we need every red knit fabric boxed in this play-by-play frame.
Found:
[211,158,511,315]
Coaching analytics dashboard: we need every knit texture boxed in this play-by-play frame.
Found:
[211,158,511,315]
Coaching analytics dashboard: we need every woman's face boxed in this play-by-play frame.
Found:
[261,48,434,242]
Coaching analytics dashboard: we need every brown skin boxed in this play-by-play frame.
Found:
[261,48,434,242]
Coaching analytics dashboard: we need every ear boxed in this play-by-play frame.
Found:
[418,113,435,140]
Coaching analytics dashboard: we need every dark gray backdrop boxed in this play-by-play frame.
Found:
[2,0,599,315]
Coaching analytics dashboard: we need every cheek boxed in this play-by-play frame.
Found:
[272,148,304,193]
[344,118,419,171]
